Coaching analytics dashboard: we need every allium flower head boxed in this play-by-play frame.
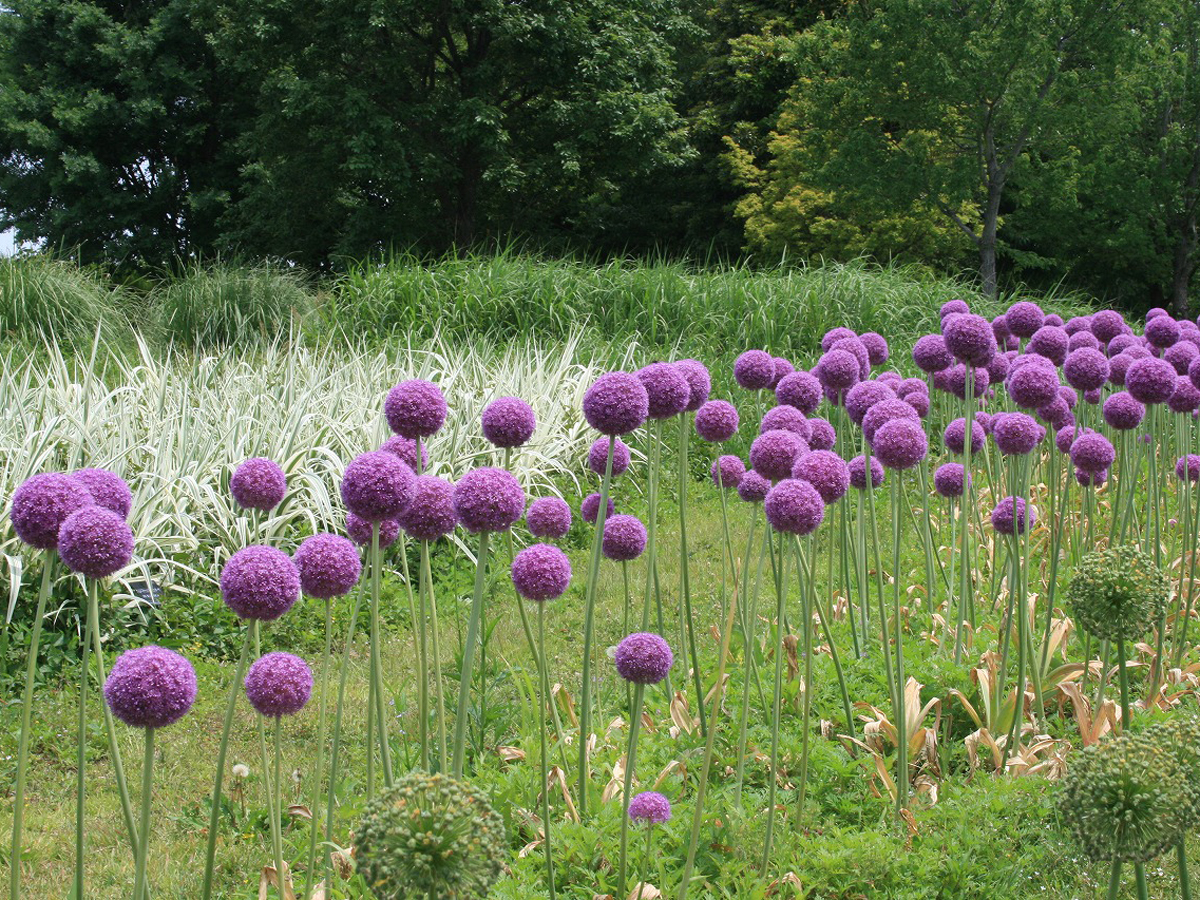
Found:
[776,370,822,413]
[1107,334,1139,357]
[481,397,536,448]
[848,454,885,491]
[1045,314,1065,328]
[9,472,94,550]
[1068,547,1168,643]
[588,437,631,477]
[1178,455,1200,483]
[872,419,928,470]
[750,429,808,480]
[1065,315,1093,336]
[58,506,134,578]
[1037,397,1072,430]
[934,463,968,498]
[711,455,746,490]
[737,471,771,503]
[771,357,795,388]
[346,513,399,549]
[1070,432,1115,474]
[1169,376,1200,414]
[906,392,931,418]
[1125,357,1177,404]
[104,645,197,729]
[1147,307,1169,321]
[602,515,648,562]
[860,332,889,366]
[1063,348,1109,392]
[992,412,1042,456]
[1108,353,1137,387]
[221,546,300,621]
[341,451,415,523]
[230,457,287,512]
[398,476,458,542]
[1165,341,1198,375]
[293,533,362,599]
[637,363,691,419]
[581,493,614,524]
[940,299,970,319]
[1190,356,1200,393]
[1006,360,1060,409]
[792,450,850,504]
[821,326,857,350]
[71,468,132,519]
[760,405,812,439]
[674,360,711,411]
[1005,301,1045,338]
[385,379,447,439]
[990,497,1035,535]
[1056,426,1081,454]
[806,417,834,451]
[244,652,312,717]
[986,352,1012,385]
[628,791,672,825]
[733,350,776,390]
[1090,309,1127,344]
[941,364,990,399]
[379,436,429,473]
[614,632,673,684]
[816,349,860,392]
[1027,326,1069,365]
[1067,331,1101,353]
[694,400,739,443]
[1075,468,1108,488]
[862,399,919,443]
[511,543,572,601]
[912,334,953,373]
[844,381,896,426]
[1145,314,1180,349]
[452,468,524,533]
[830,336,871,379]
[583,372,649,435]
[526,497,572,539]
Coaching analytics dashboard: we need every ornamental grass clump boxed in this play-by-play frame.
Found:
[356,771,505,900]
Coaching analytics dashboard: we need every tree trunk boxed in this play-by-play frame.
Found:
[979,182,1003,299]
[452,150,482,248]
[1172,236,1197,317]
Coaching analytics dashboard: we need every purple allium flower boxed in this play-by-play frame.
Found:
[1070,431,1115,474]
[1063,348,1109,392]
[862,398,920,443]
[526,497,572,540]
[848,455,885,491]
[1107,334,1139,357]
[511,544,572,601]
[1075,468,1108,488]
[1165,341,1198,374]
[751,430,808,480]
[734,350,776,391]
[1177,455,1200,483]
[1170,376,1200,414]
[792,450,850,504]
[1102,392,1145,431]
[230,457,287,512]
[1084,389,1102,405]
[1005,301,1045,339]
[940,299,970,319]
[1190,356,1200,393]
[588,437,631,477]
[1028,326,1069,365]
[294,533,362,599]
[912,334,953,373]
[341,451,414,522]
[1091,310,1127,344]
[1045,313,1064,328]
[772,357,795,388]
[877,371,903,388]
[821,326,858,350]
[9,473,93,550]
[808,418,836,452]
[614,632,673,684]
[860,332,889,366]
[990,497,1036,535]
[1145,315,1180,349]
[675,360,711,411]
[907,392,931,418]
[943,313,997,366]
[830,337,871,379]
[737,471,771,503]
[764,478,825,534]
[872,419,928,470]
[581,493,615,524]
[992,413,1042,456]
[816,349,860,393]
[1107,352,1136,387]
[934,463,968,498]
[346,513,399,549]
[1148,307,1170,321]
[385,379,447,439]
[602,515,648,562]
[379,436,429,473]
[71,468,131,519]
[844,381,897,426]
[694,400,739,443]
[221,546,300,621]
[398,476,458,542]
[776,371,822,413]
[711,454,746,490]
[104,646,196,729]
[481,397,536,448]
[941,364,990,399]
[1126,357,1177,405]
[583,372,649,436]
[452,467,524,533]
[244,652,312,717]
[1007,360,1060,409]
[760,405,812,440]
[985,352,1012,385]
[637,363,691,419]
[1065,315,1093,336]
[627,791,672,824]
[1067,331,1101,353]
[1055,426,1079,454]
[57,507,134,578]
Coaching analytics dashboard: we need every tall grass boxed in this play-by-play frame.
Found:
[0,255,126,345]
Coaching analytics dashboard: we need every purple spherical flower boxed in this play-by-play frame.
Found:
[379,436,429,473]
[1165,341,1198,375]
[481,397,536,448]
[1007,361,1060,409]
[398,476,458,541]
[1126,357,1177,404]
[695,400,739,443]
[1076,468,1108,488]
[1108,334,1139,357]
[1045,313,1065,328]
[675,360,711,411]
[943,314,997,366]
[244,652,312,717]
[985,352,1012,385]
[992,413,1042,456]
[862,398,920,444]
[872,419,928,471]
[760,405,812,439]
[452,467,524,533]
[896,377,926,399]
[991,497,1035,535]
[792,450,850,504]
[1102,391,1145,430]
[1084,389,1102,405]
[776,370,822,413]
[1177,455,1200,483]
[772,357,795,388]
[1067,331,1101,353]
[821,327,858,350]
[614,632,673,684]
[1091,310,1127,344]
[906,392,931,418]
[1145,315,1180,349]
[385,379,447,439]
[1108,352,1137,387]
[581,493,615,524]
[934,463,968,498]
[711,454,746,490]
[526,497,572,539]
[1037,397,1072,430]
[104,646,197,729]
[294,533,362,599]
[341,451,414,522]
[737,471,771,503]
[913,334,953,373]
[845,381,897,426]
[1190,356,1200,393]
[1063,348,1109,392]
[71,468,132,519]
[816,349,860,393]
[627,791,672,825]
[9,472,94,550]
[602,515,648,562]
[1028,326,1069,365]
[346,513,399,548]
[221,546,300,621]
[941,364,990,399]
[830,337,871,379]
[1005,301,1045,338]
[1060,386,1078,408]
[230,457,286,511]
[751,430,808,481]
[588,437,631,477]
[860,332,889,366]
[734,350,776,391]
[58,507,134,578]
[848,454,885,491]
[1148,307,1170,321]
[1056,426,1080,454]
[583,372,649,436]
[1169,376,1200,414]
[511,544,572,601]
[808,418,836,451]
[764,478,825,534]
[1065,315,1093,336]
[637,363,690,419]
[1070,431,1115,474]
[940,299,970,319]
[877,371,903,388]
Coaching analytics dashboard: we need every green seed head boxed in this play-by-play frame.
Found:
[1066,547,1169,642]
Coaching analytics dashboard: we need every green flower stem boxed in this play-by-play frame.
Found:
[1135,862,1150,900]
[792,537,814,823]
[866,452,896,716]
[399,535,427,771]
[638,825,653,900]
[504,527,544,707]
[303,599,334,900]
[323,579,365,884]
[838,494,861,658]
[801,537,854,740]
[890,475,908,814]
[132,728,154,900]
[536,603,556,900]
[421,540,449,772]
[734,511,768,806]
[616,683,645,900]
[270,716,286,899]
[201,626,256,900]
[1107,852,1123,900]
[678,414,706,738]
[945,496,958,657]
[1179,840,1192,900]
[74,578,97,900]
[760,530,787,878]
[10,555,54,900]
[370,525,394,788]
[1117,633,1132,731]
[453,530,492,778]
[955,371,975,664]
